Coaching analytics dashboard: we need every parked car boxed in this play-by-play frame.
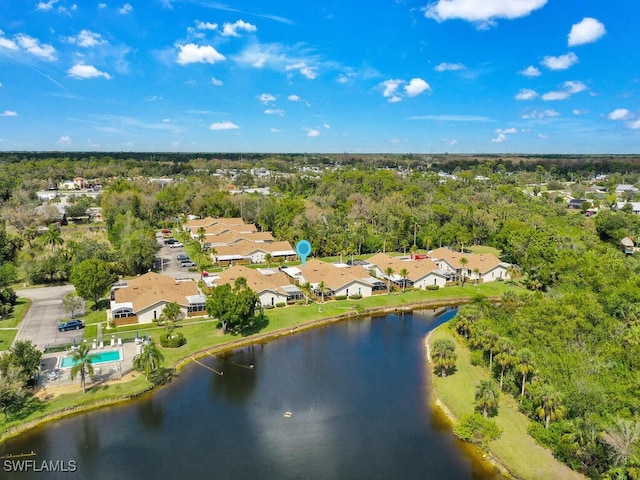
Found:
[169,242,184,248]
[164,238,178,245]
[180,261,196,267]
[176,254,190,261]
[58,319,84,331]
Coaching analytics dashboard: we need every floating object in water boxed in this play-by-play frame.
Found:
[283,411,292,418]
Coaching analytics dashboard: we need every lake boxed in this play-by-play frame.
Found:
[0,309,502,479]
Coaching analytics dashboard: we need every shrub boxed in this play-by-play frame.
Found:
[275,302,286,308]
[424,285,440,291]
[295,300,306,305]
[160,332,186,348]
[263,304,275,309]
[335,295,348,300]
[469,350,485,367]
[453,413,502,448]
[349,294,362,300]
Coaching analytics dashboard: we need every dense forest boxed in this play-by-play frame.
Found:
[2,153,640,477]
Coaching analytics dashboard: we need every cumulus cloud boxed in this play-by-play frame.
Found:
[211,77,223,86]
[119,3,133,14]
[210,121,238,130]
[264,108,284,116]
[288,94,301,101]
[0,110,17,116]
[67,63,112,79]
[68,29,107,47]
[541,52,578,70]
[519,65,541,77]
[36,0,59,11]
[424,0,547,28]
[434,62,465,72]
[16,34,56,60]
[305,128,320,137]
[176,43,225,65]
[0,32,18,51]
[233,42,321,79]
[515,88,538,100]
[491,127,519,143]
[56,135,71,145]
[381,79,402,99]
[542,80,587,101]
[568,17,606,46]
[628,120,640,130]
[323,123,331,129]
[405,78,431,97]
[222,20,257,37]
[196,21,218,31]
[259,93,276,104]
[608,109,631,121]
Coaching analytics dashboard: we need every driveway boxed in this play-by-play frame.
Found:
[14,284,81,350]
[154,234,200,280]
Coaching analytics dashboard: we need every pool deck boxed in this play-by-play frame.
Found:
[39,342,137,388]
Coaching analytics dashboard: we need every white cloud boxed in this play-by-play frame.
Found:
[515,88,538,100]
[119,3,133,14]
[519,65,541,77]
[162,118,171,123]
[196,21,218,31]
[211,77,223,86]
[67,29,106,47]
[568,17,606,46]
[264,108,284,116]
[288,94,301,101]
[627,119,640,130]
[306,128,320,137]
[36,0,59,11]
[408,115,491,122]
[67,63,112,79]
[57,135,71,145]
[434,62,465,72]
[176,43,225,65]
[388,96,402,103]
[285,62,317,79]
[608,109,631,121]
[491,133,506,143]
[381,79,402,99]
[323,123,331,129]
[0,110,17,117]
[15,34,56,60]
[259,93,276,104]
[573,109,588,115]
[522,109,560,119]
[541,52,578,70]
[222,20,257,37]
[424,0,547,28]
[542,80,587,101]
[98,3,107,9]
[491,127,518,143]
[0,32,18,51]
[404,78,431,97]
[210,121,238,130]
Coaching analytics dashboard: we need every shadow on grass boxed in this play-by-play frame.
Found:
[9,396,45,421]
[238,314,270,337]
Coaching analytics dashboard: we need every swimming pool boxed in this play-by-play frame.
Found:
[59,349,123,368]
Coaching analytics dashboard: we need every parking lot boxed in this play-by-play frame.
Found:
[154,234,200,280]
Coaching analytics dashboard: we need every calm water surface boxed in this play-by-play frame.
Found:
[0,310,502,480]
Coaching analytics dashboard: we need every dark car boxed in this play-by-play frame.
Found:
[58,319,84,331]
[176,254,190,261]
[164,238,178,245]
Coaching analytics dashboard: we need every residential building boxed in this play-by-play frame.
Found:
[428,247,512,283]
[363,253,448,289]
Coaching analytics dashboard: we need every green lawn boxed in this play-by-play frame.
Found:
[429,327,584,480]
[0,298,31,351]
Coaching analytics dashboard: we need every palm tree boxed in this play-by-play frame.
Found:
[431,338,457,377]
[41,224,64,251]
[473,267,481,285]
[196,226,206,244]
[475,379,499,417]
[68,343,95,393]
[515,348,535,399]
[459,257,469,286]
[160,301,183,331]
[264,253,272,267]
[479,330,499,371]
[384,266,394,294]
[601,418,640,467]
[535,384,566,429]
[316,281,329,303]
[133,339,165,381]
[494,337,516,390]
[299,282,313,305]
[399,268,409,293]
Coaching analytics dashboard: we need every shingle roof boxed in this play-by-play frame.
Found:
[300,259,371,290]
[364,253,443,281]
[214,265,294,295]
[113,272,201,312]
[428,247,504,273]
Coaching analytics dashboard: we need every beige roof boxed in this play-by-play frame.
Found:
[300,259,369,290]
[186,217,247,230]
[428,247,504,273]
[365,253,443,281]
[113,272,201,312]
[208,230,275,245]
[214,240,295,257]
[201,223,258,237]
[215,265,292,294]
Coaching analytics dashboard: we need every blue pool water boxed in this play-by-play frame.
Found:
[59,349,122,368]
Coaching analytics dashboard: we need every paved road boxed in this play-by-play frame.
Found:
[14,284,80,350]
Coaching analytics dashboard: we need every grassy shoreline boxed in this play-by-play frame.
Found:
[0,282,516,444]
[426,325,585,480]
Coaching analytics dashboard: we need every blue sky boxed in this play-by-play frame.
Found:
[0,0,638,153]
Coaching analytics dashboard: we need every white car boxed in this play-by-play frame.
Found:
[169,242,184,248]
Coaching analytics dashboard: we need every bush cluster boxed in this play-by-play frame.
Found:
[160,332,186,348]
